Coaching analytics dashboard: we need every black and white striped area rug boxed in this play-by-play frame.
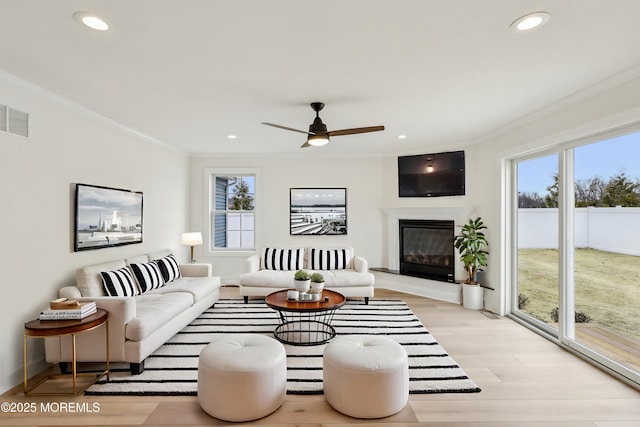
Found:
[86,299,480,395]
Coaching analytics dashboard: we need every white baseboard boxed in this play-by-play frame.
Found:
[1,357,50,395]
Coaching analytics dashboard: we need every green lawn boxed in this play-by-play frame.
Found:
[517,248,640,340]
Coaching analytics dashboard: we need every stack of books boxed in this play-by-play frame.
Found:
[39,298,97,320]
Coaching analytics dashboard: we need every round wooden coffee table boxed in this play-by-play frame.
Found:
[265,289,346,346]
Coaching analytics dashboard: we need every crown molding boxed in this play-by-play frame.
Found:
[0,70,187,156]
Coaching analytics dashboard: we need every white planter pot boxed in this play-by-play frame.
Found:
[294,279,311,293]
[310,281,325,293]
[462,283,483,310]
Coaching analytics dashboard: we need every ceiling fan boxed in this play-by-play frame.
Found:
[262,102,385,148]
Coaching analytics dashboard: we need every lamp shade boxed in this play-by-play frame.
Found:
[181,232,203,246]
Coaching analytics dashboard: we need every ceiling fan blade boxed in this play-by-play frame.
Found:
[327,125,385,137]
[301,141,312,148]
[262,122,312,135]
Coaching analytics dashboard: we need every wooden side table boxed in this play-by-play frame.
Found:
[23,308,110,395]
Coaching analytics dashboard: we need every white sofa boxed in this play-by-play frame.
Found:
[239,247,374,304]
[44,249,221,374]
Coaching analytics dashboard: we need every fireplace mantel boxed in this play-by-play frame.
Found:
[376,206,474,304]
[383,206,473,273]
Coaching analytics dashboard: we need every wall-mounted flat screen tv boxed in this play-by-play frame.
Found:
[74,183,143,251]
[398,150,465,197]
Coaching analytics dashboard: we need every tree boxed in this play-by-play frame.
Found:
[518,191,546,208]
[574,176,607,207]
[544,173,559,208]
[602,173,640,207]
[230,178,254,210]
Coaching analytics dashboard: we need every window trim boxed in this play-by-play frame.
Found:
[203,167,260,257]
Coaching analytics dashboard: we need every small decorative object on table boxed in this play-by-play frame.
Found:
[293,269,311,293]
[40,298,97,320]
[309,272,325,293]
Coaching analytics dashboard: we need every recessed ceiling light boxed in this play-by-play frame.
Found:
[227,134,237,139]
[397,135,407,140]
[510,12,550,32]
[74,12,111,31]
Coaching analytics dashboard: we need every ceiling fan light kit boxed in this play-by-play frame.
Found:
[307,134,330,146]
[262,102,384,148]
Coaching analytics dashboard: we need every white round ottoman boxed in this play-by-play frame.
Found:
[323,335,409,418]
[198,334,287,422]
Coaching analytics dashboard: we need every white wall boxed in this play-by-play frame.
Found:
[188,155,386,282]
[0,74,190,393]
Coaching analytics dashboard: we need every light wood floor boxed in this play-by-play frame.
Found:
[2,286,639,426]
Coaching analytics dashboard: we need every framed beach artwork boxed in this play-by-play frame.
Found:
[290,188,347,235]
[74,183,143,251]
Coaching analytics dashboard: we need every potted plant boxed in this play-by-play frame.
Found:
[293,269,311,293]
[309,272,325,293]
[454,217,489,310]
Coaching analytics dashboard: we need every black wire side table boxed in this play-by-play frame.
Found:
[265,289,346,346]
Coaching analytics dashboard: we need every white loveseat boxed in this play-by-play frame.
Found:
[239,247,374,304]
[44,249,221,374]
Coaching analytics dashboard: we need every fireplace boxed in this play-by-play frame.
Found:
[399,219,455,282]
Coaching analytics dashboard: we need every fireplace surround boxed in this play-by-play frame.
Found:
[399,219,455,282]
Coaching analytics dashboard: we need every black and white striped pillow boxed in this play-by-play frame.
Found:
[100,267,139,297]
[310,248,352,270]
[130,262,165,293]
[261,247,304,271]
[155,254,182,283]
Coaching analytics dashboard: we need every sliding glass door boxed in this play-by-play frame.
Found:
[570,136,640,375]
[515,154,559,334]
[511,131,640,385]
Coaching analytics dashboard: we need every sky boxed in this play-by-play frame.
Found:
[517,132,640,195]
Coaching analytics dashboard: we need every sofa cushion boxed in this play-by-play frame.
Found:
[76,259,127,297]
[126,254,149,265]
[148,249,173,262]
[126,292,194,341]
[149,276,220,303]
[309,248,352,270]
[130,262,165,293]
[155,254,182,282]
[239,269,297,288]
[314,269,375,287]
[261,247,304,271]
[101,267,139,297]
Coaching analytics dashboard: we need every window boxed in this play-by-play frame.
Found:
[206,169,258,252]
[508,129,640,386]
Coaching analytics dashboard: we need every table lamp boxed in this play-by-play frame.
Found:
[181,232,203,263]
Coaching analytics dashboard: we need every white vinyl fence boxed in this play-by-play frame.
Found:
[518,207,640,256]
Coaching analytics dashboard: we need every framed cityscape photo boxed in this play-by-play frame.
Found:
[74,183,143,251]
[290,188,347,235]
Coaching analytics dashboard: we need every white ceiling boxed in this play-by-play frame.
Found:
[2,1,640,156]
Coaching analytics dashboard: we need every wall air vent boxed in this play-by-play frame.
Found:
[0,104,6,132]
[0,104,29,138]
